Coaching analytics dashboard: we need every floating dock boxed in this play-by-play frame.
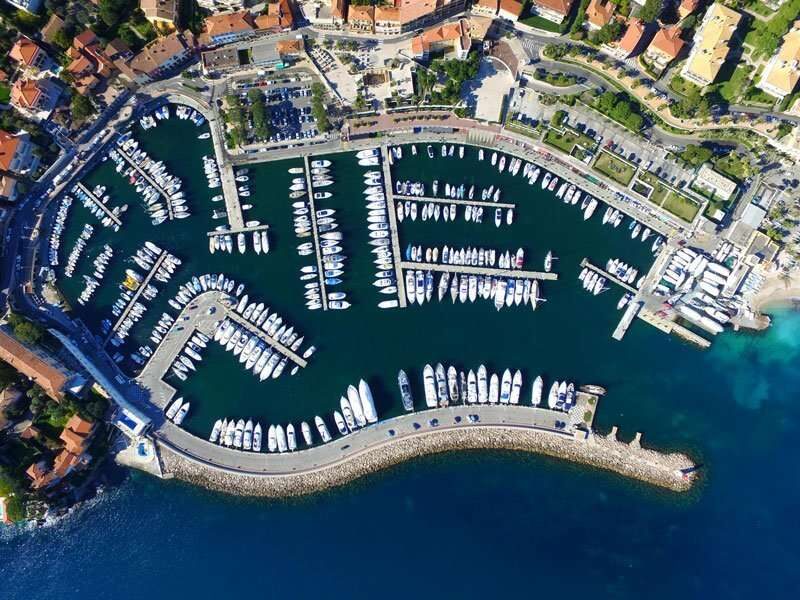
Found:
[115,150,176,220]
[302,156,329,311]
[225,309,308,368]
[105,250,168,344]
[206,224,269,238]
[400,261,558,281]
[393,194,515,210]
[74,182,122,227]
[580,258,637,294]
[380,146,407,308]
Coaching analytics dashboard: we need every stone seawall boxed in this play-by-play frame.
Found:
[157,426,696,497]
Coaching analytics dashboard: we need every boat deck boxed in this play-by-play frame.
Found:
[75,182,123,227]
[303,156,329,311]
[225,310,308,368]
[105,250,168,344]
[400,261,558,281]
[380,145,407,308]
[206,224,269,238]
[393,194,515,210]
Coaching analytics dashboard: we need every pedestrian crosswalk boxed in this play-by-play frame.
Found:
[520,38,539,60]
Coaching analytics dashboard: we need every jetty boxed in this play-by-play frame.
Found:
[75,182,122,227]
[400,261,558,281]
[581,258,637,294]
[206,224,269,238]
[105,250,168,344]
[393,194,515,210]
[638,308,711,349]
[302,156,329,311]
[612,300,642,341]
[381,146,407,308]
[225,309,308,368]
[219,162,245,229]
[115,150,176,220]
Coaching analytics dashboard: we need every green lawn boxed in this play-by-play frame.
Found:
[544,127,596,156]
[592,151,636,186]
[662,192,701,223]
[668,74,701,98]
[635,171,670,204]
[0,84,10,104]
[520,15,564,34]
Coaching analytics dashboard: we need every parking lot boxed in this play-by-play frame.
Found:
[229,74,322,146]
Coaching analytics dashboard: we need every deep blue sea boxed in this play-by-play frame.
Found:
[3,308,800,598]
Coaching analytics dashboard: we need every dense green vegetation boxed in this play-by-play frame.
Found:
[680,144,713,167]
[588,20,624,46]
[71,94,95,124]
[533,69,578,87]
[744,0,800,59]
[669,76,712,120]
[310,82,332,133]
[637,0,662,22]
[6,314,44,346]
[714,153,752,182]
[247,89,271,141]
[592,90,644,131]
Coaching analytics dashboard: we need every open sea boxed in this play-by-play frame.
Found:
[2,118,799,596]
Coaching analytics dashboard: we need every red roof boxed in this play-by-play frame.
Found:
[648,26,685,59]
[499,0,524,17]
[586,0,615,28]
[9,36,43,67]
[618,18,645,53]
[0,130,22,172]
[533,0,574,16]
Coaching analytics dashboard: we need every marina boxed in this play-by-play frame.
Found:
[301,156,330,311]
[380,146,407,308]
[205,224,269,237]
[113,143,178,221]
[580,258,638,294]
[399,261,558,281]
[74,182,123,228]
[393,194,516,210]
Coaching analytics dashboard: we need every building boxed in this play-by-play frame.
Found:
[0,130,40,202]
[203,10,255,45]
[348,5,375,33]
[644,26,686,73]
[757,20,800,100]
[302,0,348,30]
[197,0,246,13]
[680,3,741,87]
[389,0,469,34]
[9,78,60,120]
[527,0,574,24]
[678,0,699,20]
[4,0,43,14]
[375,6,402,35]
[411,18,472,60]
[9,36,50,71]
[140,0,178,30]
[472,0,498,17]
[610,18,646,58]
[121,32,195,84]
[255,0,295,32]
[585,0,615,31]
[41,13,64,45]
[65,30,117,94]
[498,0,524,21]
[693,163,738,201]
[25,414,96,490]
[0,328,87,402]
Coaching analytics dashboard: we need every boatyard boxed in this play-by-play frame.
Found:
[38,103,712,494]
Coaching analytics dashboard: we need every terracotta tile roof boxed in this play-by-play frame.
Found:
[128,32,192,76]
[618,18,645,53]
[60,427,89,455]
[20,424,40,440]
[205,10,254,37]
[26,461,48,484]
[396,0,438,24]
[66,414,95,435]
[0,328,69,401]
[140,0,178,22]
[74,29,98,50]
[105,38,131,59]
[0,130,22,172]
[52,450,80,479]
[533,0,574,16]
[276,39,304,55]
[679,0,699,17]
[41,14,64,44]
[375,6,400,22]
[475,0,498,7]
[586,0,615,28]
[499,0,524,17]
[412,19,471,55]
[348,5,374,23]
[332,0,347,19]
[255,0,294,30]
[10,36,43,68]
[649,25,685,59]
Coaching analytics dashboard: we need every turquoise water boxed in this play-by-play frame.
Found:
[3,120,799,596]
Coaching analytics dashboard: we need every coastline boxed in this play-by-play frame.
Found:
[156,426,696,497]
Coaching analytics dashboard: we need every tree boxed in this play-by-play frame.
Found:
[637,0,662,22]
[680,14,697,31]
[27,385,47,414]
[681,144,714,166]
[310,83,331,133]
[0,361,19,389]
[71,93,94,123]
[6,314,43,345]
[551,110,566,127]
[98,0,130,28]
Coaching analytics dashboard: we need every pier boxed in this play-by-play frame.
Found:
[400,261,558,281]
[638,308,711,349]
[393,194,516,210]
[115,149,176,220]
[302,156,328,311]
[580,258,637,294]
[105,250,168,344]
[206,224,269,238]
[612,300,642,341]
[219,162,245,229]
[225,310,308,368]
[381,146,407,308]
[75,182,123,227]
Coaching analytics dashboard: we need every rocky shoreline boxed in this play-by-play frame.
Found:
[157,426,696,497]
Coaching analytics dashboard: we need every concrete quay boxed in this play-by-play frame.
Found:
[401,261,558,281]
[105,250,169,344]
[612,300,642,341]
[151,402,697,496]
[302,156,329,311]
[219,162,244,229]
[393,194,516,210]
[74,182,122,227]
[380,146,407,308]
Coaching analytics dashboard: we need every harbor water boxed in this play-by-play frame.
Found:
[3,118,798,596]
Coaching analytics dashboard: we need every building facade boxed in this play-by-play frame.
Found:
[680,3,741,87]
[757,19,800,100]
